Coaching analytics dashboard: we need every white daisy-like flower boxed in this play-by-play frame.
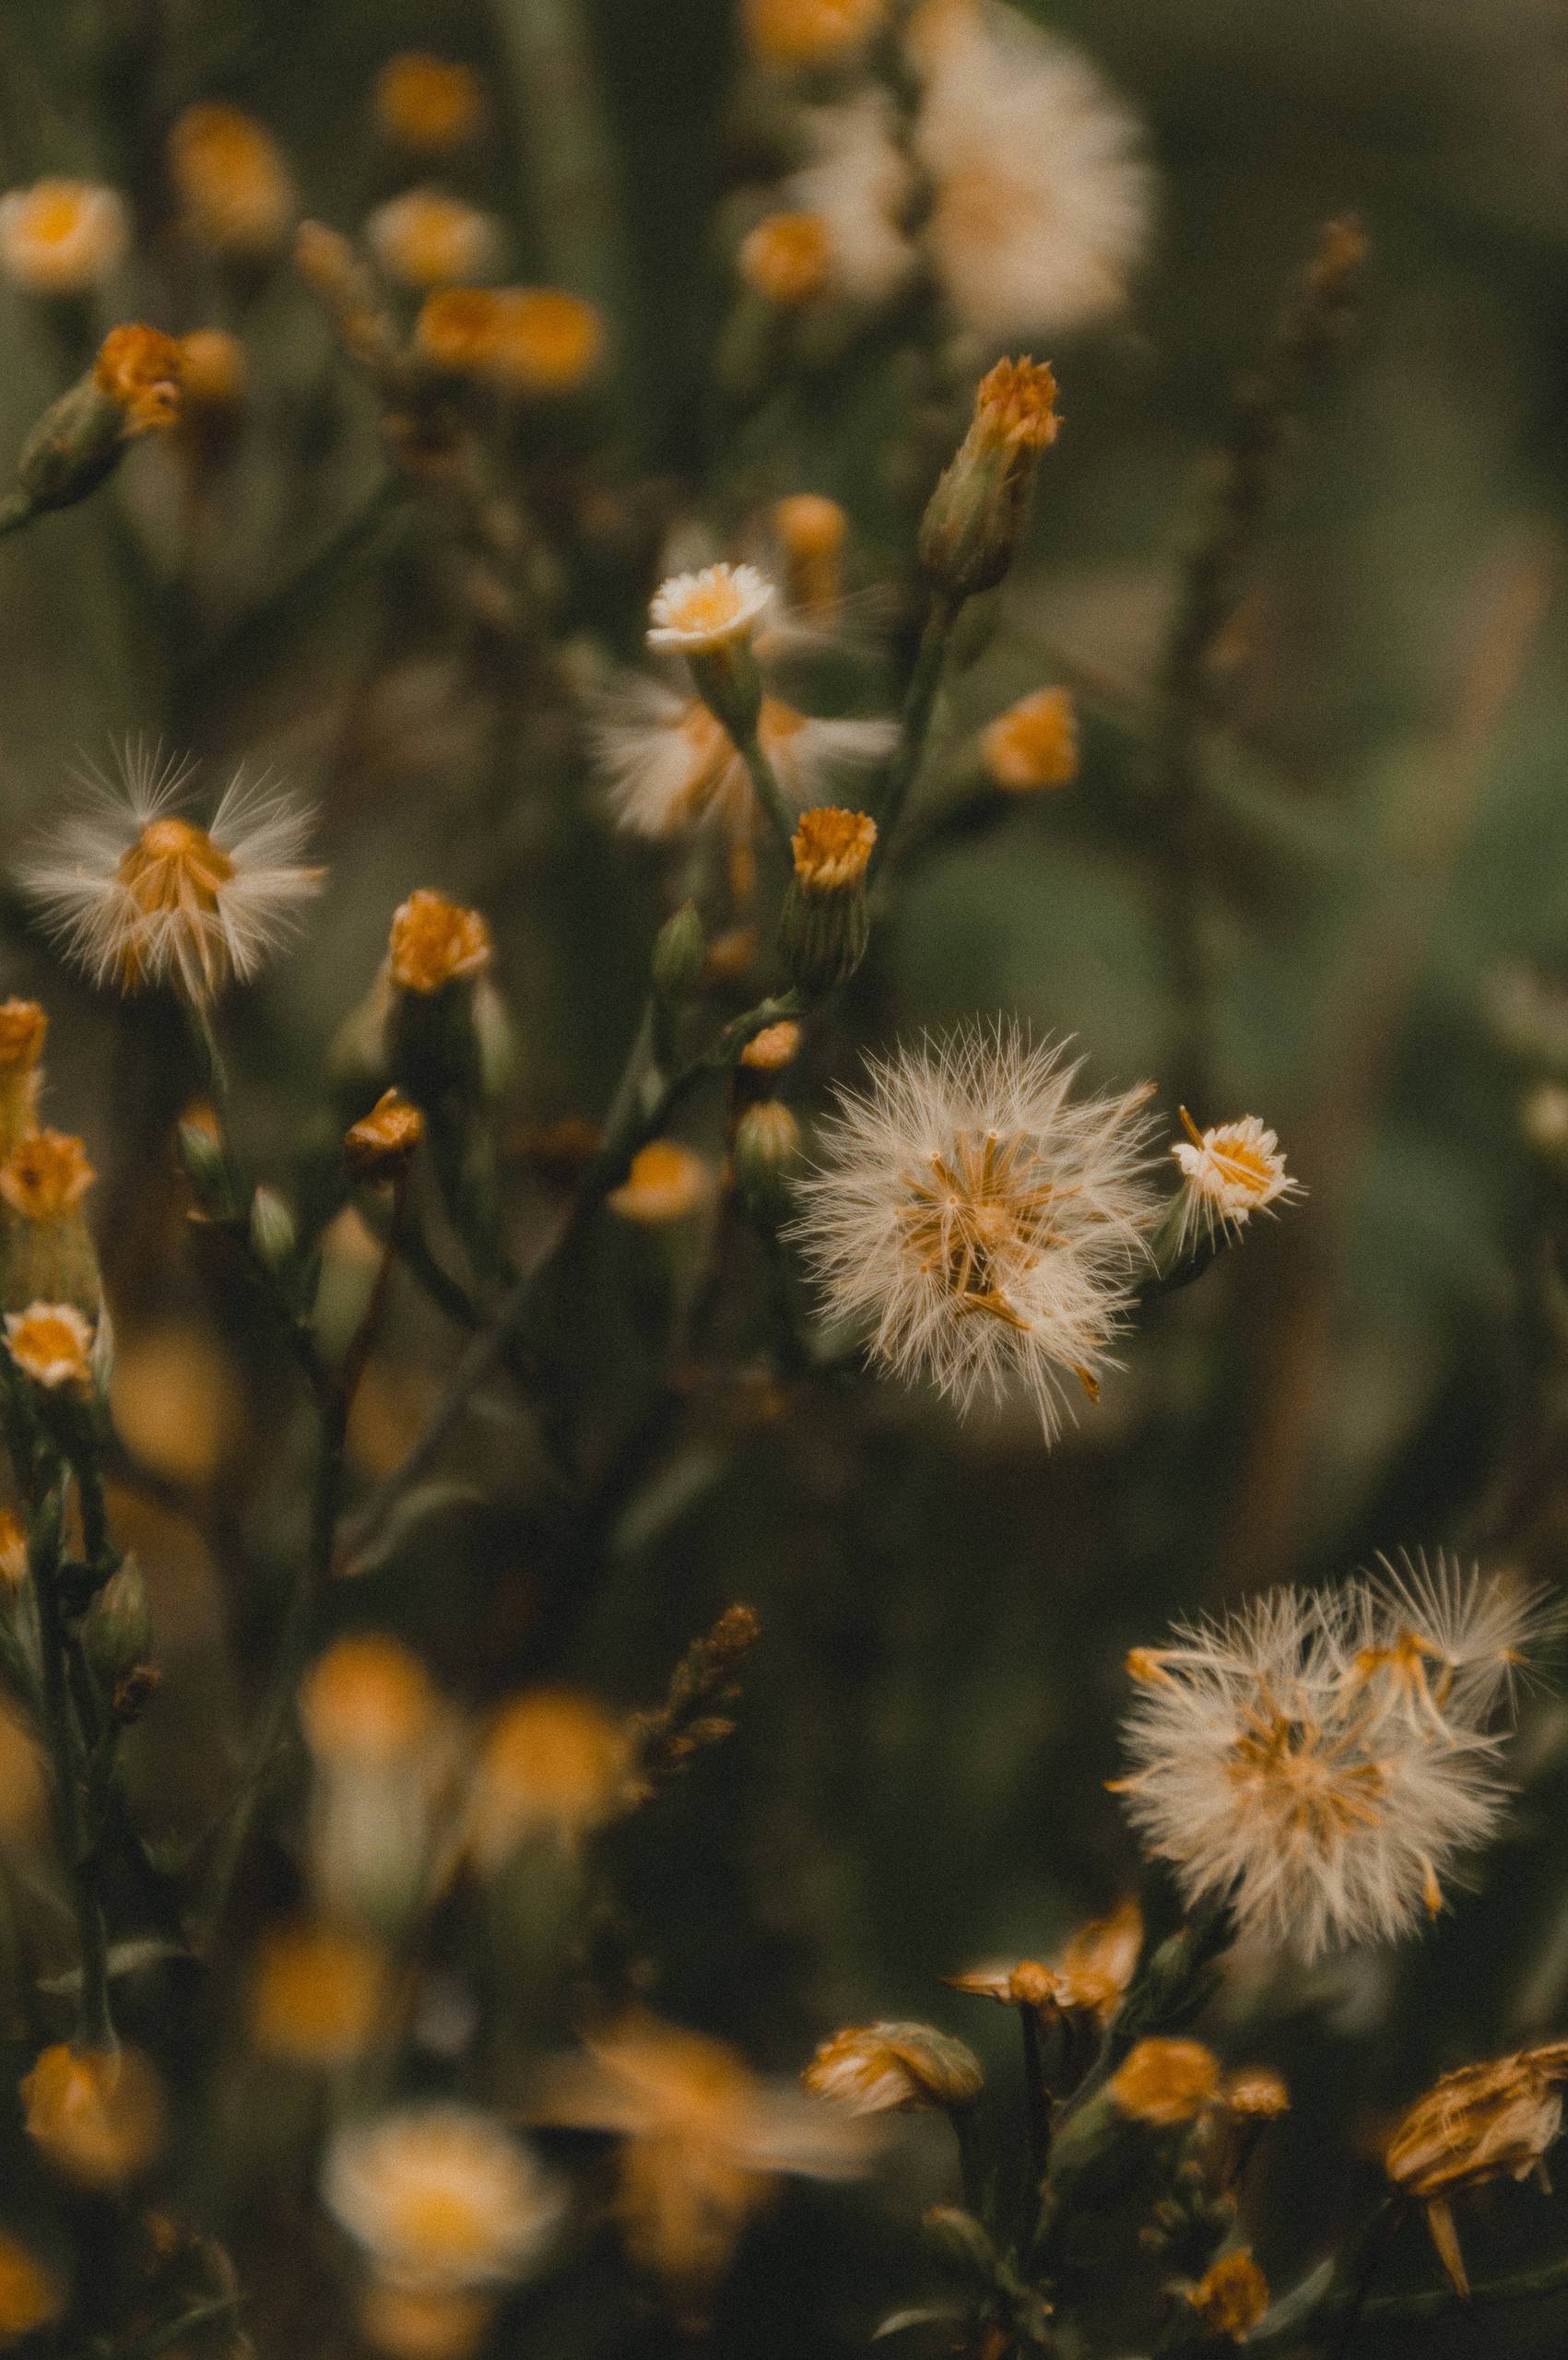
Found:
[911,1,1151,344]
[790,1025,1161,1436]
[324,2105,564,2294]
[1170,1110,1300,1249]
[0,180,128,296]
[20,743,324,1004]
[592,673,895,844]
[5,1302,95,1392]
[1114,1566,1543,1962]
[647,562,775,655]
[786,95,918,311]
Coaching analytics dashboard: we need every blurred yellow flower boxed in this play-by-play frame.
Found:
[168,103,295,258]
[0,178,126,295]
[20,2042,166,2188]
[250,1923,392,2067]
[468,1690,631,1868]
[0,2235,63,2344]
[374,55,486,156]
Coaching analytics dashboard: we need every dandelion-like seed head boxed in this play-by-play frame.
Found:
[1115,1564,1547,1960]
[324,2106,564,2294]
[595,675,894,845]
[5,1302,95,1391]
[0,1131,96,1222]
[387,891,491,995]
[21,745,322,1003]
[648,562,775,655]
[1171,1109,1300,1247]
[0,179,128,296]
[374,54,486,156]
[791,1025,1160,1436]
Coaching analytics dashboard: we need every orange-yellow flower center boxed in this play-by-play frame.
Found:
[791,806,876,891]
[743,0,887,65]
[739,211,832,306]
[975,356,1060,451]
[388,891,492,994]
[94,325,184,434]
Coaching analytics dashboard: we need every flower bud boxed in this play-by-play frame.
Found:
[652,901,706,1005]
[732,1100,802,1228]
[345,1089,426,1185]
[249,1184,297,1276]
[778,807,875,994]
[10,326,183,525]
[177,1111,238,1222]
[20,2042,166,2187]
[918,358,1059,601]
[85,1557,156,1714]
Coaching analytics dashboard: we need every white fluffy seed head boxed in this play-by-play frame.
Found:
[19,741,323,1003]
[790,1024,1161,1437]
[1115,1564,1549,1962]
[323,2105,563,2293]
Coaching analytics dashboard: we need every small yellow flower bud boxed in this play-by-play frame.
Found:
[804,2021,984,2113]
[919,357,1060,601]
[1221,2067,1291,2120]
[1108,2037,1220,2127]
[779,807,876,993]
[733,1100,803,1226]
[738,211,831,307]
[251,1922,391,2066]
[20,2042,166,2187]
[93,325,185,435]
[607,1140,711,1225]
[346,1089,426,1183]
[374,54,486,157]
[652,901,707,1004]
[739,1020,802,1072]
[1185,2250,1270,2342]
[388,891,493,995]
[982,687,1079,792]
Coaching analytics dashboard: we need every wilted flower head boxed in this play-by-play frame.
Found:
[0,179,127,295]
[346,1090,426,1184]
[1171,1110,1300,1247]
[1114,1563,1549,1960]
[20,2042,166,2187]
[324,2106,563,2293]
[374,54,486,155]
[5,1302,95,1391]
[649,562,776,656]
[528,2012,868,2297]
[791,1025,1160,1435]
[1385,2041,1568,2295]
[168,103,295,258]
[947,1894,1142,2024]
[594,674,894,846]
[803,2022,983,2113]
[21,745,322,1003]
[912,0,1151,342]
[367,189,500,290]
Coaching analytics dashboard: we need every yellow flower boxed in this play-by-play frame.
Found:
[5,1302,94,1391]
[772,493,848,616]
[919,356,1060,598]
[374,54,486,156]
[250,1922,392,2067]
[359,2283,493,2360]
[468,1690,631,1868]
[982,687,1079,792]
[0,178,127,295]
[110,1322,242,1487]
[176,327,247,421]
[346,1090,426,1183]
[0,1001,47,1076]
[0,2235,63,2344]
[739,1020,803,1072]
[1221,2067,1291,2121]
[0,1130,96,1221]
[742,0,887,68]
[790,805,876,892]
[20,2042,166,2187]
[93,326,184,436]
[300,1634,438,1766]
[738,210,832,307]
[607,1140,711,1225]
[415,287,605,396]
[367,189,499,291]
[388,891,492,995]
[1108,2037,1220,2128]
[1171,1111,1301,1248]
[946,1896,1143,2026]
[1185,2250,1270,2342]
[168,103,295,258]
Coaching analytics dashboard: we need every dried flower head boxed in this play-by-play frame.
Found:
[1171,1110,1300,1247]
[387,891,492,995]
[0,1130,95,1221]
[324,2106,563,2293]
[1385,2042,1568,2296]
[168,103,295,258]
[1114,1565,1546,1959]
[0,2236,63,2342]
[913,5,1151,342]
[300,1634,438,1766]
[529,2012,867,2295]
[743,0,887,66]
[20,2042,166,2187]
[1185,2250,1270,2342]
[346,1090,426,1183]
[739,210,832,306]
[791,806,876,891]
[367,189,499,291]
[0,179,127,295]
[648,562,775,655]
[5,1302,94,1391]
[374,54,486,155]
[595,676,894,845]
[251,1923,392,2067]
[468,1690,632,1867]
[803,2023,983,2113]
[93,326,184,435]
[792,1025,1160,1435]
[982,687,1079,792]
[607,1140,711,1224]
[1109,2037,1220,2127]
[22,747,321,1003]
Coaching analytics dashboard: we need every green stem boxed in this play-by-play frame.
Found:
[872,592,961,872]
[488,0,626,330]
[736,729,798,854]
[29,1490,112,2047]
